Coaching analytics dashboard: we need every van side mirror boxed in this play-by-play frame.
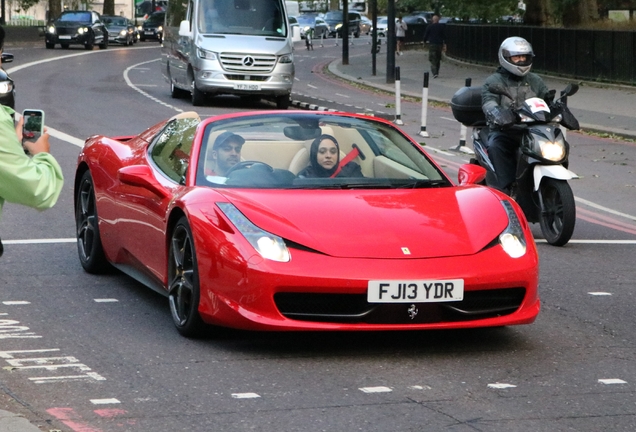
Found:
[179,20,192,37]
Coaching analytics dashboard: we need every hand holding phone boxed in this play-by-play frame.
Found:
[22,109,45,146]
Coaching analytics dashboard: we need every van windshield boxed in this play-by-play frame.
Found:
[198,0,287,37]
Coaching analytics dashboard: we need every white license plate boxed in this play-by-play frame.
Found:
[367,279,464,303]
[234,83,260,91]
[59,35,71,39]
[145,31,154,34]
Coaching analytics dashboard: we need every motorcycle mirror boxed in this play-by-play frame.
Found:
[564,83,579,97]
[488,83,514,100]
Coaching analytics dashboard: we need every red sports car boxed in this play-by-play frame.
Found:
[74,110,539,337]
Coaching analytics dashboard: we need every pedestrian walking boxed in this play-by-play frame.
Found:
[423,14,446,77]
[396,16,407,55]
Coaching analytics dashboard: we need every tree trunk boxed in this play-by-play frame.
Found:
[103,0,115,15]
[48,0,61,21]
[524,0,552,25]
[562,0,599,26]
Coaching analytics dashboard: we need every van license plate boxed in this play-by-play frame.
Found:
[234,83,260,91]
[367,279,464,303]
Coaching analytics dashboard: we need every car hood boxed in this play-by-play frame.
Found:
[196,34,290,54]
[219,186,509,259]
[55,21,90,27]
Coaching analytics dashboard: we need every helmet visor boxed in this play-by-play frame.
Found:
[504,53,533,67]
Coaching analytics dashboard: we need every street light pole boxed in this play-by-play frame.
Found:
[386,0,395,83]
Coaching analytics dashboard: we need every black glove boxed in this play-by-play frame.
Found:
[544,89,556,105]
[488,106,516,129]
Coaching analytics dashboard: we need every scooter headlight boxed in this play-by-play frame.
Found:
[499,200,527,258]
[538,135,566,161]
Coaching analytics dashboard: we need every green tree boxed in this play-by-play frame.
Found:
[103,0,115,15]
[15,0,40,13]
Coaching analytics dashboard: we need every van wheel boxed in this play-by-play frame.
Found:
[191,80,206,106]
[171,81,187,99]
[275,94,290,110]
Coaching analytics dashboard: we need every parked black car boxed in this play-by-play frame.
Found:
[324,10,362,38]
[140,11,164,42]
[45,10,109,50]
[103,15,137,45]
[0,52,15,109]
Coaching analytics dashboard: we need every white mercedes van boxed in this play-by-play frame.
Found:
[161,0,294,108]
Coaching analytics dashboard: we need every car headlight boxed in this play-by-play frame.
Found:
[279,53,293,63]
[335,23,342,30]
[303,26,310,32]
[499,200,527,258]
[538,136,566,161]
[197,47,217,60]
[137,25,143,30]
[120,30,127,36]
[47,25,56,34]
[0,80,13,94]
[158,26,163,31]
[217,203,290,262]
[78,27,89,34]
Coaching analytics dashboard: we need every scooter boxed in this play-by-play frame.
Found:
[451,83,580,246]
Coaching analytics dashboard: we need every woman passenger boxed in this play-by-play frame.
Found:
[297,134,363,178]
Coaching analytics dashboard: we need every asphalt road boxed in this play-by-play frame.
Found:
[0,39,635,432]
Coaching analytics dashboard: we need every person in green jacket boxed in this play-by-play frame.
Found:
[0,25,64,256]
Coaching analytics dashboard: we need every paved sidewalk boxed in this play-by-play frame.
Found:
[329,46,636,139]
[0,410,42,432]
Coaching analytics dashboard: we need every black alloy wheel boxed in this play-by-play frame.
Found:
[85,32,95,50]
[75,171,109,273]
[168,217,206,337]
[539,178,576,246]
[99,32,108,49]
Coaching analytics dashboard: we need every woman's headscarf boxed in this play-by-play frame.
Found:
[307,134,340,177]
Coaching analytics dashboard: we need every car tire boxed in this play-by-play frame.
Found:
[45,42,55,49]
[191,79,206,106]
[75,170,110,274]
[170,81,187,99]
[85,33,95,50]
[275,94,290,109]
[168,216,206,337]
[99,33,108,49]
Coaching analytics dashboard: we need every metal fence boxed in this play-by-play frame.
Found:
[445,24,636,85]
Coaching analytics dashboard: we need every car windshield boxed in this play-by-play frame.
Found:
[296,16,314,25]
[197,0,287,37]
[103,16,127,25]
[59,12,91,22]
[194,113,449,189]
[324,11,342,21]
[146,12,164,23]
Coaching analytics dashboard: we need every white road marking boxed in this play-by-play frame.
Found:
[487,383,516,389]
[336,93,351,98]
[94,299,119,303]
[307,84,318,89]
[576,197,636,221]
[598,378,627,385]
[0,349,60,359]
[440,116,457,122]
[2,238,76,244]
[124,59,183,113]
[231,393,261,399]
[2,301,30,305]
[535,240,636,244]
[30,372,106,383]
[91,398,121,404]
[359,386,392,393]
[588,292,612,296]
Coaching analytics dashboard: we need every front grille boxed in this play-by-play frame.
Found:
[224,75,270,81]
[57,28,75,36]
[219,53,277,73]
[274,288,526,324]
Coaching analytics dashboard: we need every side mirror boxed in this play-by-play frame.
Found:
[458,164,487,185]
[563,83,579,97]
[1,53,14,63]
[118,165,170,198]
[178,20,191,37]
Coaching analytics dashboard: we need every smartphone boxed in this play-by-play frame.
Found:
[22,109,45,146]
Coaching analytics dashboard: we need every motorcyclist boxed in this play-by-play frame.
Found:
[481,37,550,193]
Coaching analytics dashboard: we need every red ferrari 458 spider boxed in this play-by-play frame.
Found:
[74,110,539,337]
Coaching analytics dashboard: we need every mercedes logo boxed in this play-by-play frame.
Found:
[242,56,255,67]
